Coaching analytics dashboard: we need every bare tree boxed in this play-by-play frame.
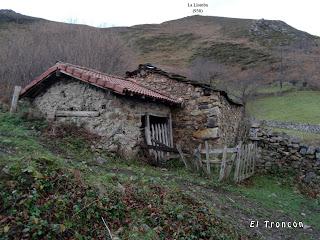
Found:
[189,57,227,86]
[0,22,136,103]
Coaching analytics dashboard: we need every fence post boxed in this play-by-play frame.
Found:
[219,146,227,181]
[234,141,242,182]
[10,86,22,114]
[176,144,188,169]
[205,141,211,175]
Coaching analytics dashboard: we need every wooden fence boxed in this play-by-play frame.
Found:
[234,142,257,183]
[190,141,257,182]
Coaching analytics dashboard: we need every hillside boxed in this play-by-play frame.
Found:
[111,15,319,68]
[0,10,319,73]
[1,110,320,239]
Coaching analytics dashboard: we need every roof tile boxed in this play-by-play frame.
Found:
[20,62,181,105]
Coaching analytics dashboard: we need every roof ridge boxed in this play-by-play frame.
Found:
[56,61,180,102]
[127,78,178,101]
[21,62,182,106]
[56,61,129,81]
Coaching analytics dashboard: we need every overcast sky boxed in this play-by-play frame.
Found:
[1,0,320,36]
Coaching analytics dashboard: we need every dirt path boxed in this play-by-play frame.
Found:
[180,181,320,240]
[105,165,320,239]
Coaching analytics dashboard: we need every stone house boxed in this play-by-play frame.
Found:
[20,62,244,159]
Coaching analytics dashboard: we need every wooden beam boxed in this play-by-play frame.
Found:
[200,147,238,154]
[10,86,22,114]
[205,141,210,175]
[55,111,100,117]
[176,144,188,168]
[168,113,173,147]
[218,146,227,182]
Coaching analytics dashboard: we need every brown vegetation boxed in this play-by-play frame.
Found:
[0,22,136,103]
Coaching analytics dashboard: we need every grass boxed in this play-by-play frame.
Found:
[1,111,319,238]
[256,82,298,94]
[229,175,320,229]
[247,91,320,124]
[192,42,275,66]
[0,112,241,239]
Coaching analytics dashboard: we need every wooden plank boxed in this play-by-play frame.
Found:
[10,86,22,113]
[145,114,151,145]
[160,124,165,159]
[176,144,188,168]
[201,159,222,164]
[200,148,238,154]
[145,144,178,153]
[219,146,227,181]
[246,144,251,178]
[55,111,99,117]
[205,141,210,175]
[157,124,163,160]
[151,124,157,162]
[197,144,203,171]
[144,113,153,159]
[168,113,173,147]
[234,142,241,182]
[252,142,256,174]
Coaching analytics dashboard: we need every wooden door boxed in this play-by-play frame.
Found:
[144,113,173,163]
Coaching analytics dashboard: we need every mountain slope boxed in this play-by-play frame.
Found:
[110,15,319,68]
[0,9,42,25]
[0,10,319,102]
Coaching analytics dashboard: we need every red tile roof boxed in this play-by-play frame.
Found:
[20,62,182,105]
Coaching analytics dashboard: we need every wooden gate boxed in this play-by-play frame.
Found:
[234,142,257,183]
[144,113,174,163]
[191,141,257,182]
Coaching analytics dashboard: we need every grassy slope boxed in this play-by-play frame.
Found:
[1,111,320,239]
[0,112,243,239]
[247,91,320,124]
[229,175,320,227]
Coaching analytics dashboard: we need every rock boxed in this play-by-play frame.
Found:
[190,110,202,116]
[198,102,209,109]
[206,116,219,127]
[300,147,307,155]
[192,128,219,140]
[291,138,300,144]
[304,171,317,183]
[303,224,312,230]
[206,106,220,116]
[315,152,320,160]
[117,183,126,193]
[95,156,107,165]
[251,121,260,128]
[1,165,10,175]
[306,146,316,155]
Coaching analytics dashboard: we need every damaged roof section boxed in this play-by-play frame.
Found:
[20,62,182,106]
[126,63,243,106]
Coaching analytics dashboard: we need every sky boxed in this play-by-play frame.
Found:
[1,0,320,36]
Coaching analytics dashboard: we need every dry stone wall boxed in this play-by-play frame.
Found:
[32,78,170,158]
[250,126,320,194]
[132,73,244,150]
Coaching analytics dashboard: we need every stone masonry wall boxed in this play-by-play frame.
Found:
[32,78,170,158]
[250,126,320,195]
[131,73,244,150]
